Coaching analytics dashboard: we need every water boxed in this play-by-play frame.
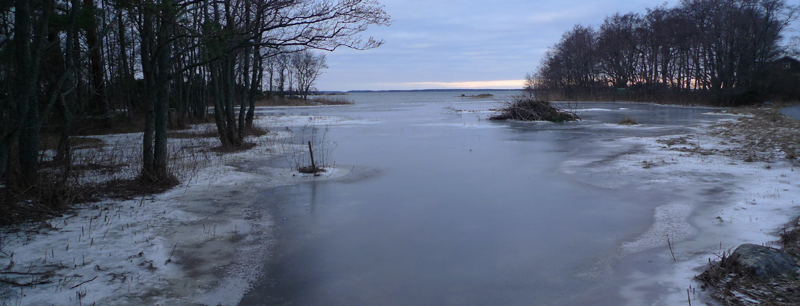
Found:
[238,91,729,305]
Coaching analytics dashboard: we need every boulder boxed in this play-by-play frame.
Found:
[729,243,800,280]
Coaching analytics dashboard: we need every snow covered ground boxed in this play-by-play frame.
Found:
[0,114,354,306]
[605,127,800,306]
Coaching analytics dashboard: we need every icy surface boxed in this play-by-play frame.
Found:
[4,94,800,306]
[594,133,800,306]
[0,113,361,305]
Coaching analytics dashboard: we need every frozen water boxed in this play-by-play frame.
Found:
[5,90,800,306]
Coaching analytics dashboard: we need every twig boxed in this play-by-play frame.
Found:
[166,242,178,264]
[667,234,677,262]
[687,288,692,306]
[70,275,98,289]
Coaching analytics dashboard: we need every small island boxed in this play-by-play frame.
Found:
[489,98,580,122]
[459,93,494,98]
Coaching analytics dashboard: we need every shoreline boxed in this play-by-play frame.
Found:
[2,102,799,305]
[0,114,352,305]
[612,105,800,305]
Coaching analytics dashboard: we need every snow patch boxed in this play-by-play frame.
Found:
[621,202,697,254]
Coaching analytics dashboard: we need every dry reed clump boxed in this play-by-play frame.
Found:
[618,115,640,125]
[459,93,494,98]
[309,95,354,105]
[489,98,580,122]
[255,95,354,106]
[696,227,800,305]
[280,124,336,175]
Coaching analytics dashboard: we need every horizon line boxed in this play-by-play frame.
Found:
[315,88,524,93]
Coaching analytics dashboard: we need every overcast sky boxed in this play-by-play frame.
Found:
[313,0,680,91]
[314,0,800,91]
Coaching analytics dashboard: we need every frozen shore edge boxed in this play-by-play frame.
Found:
[0,115,354,306]
[609,112,800,306]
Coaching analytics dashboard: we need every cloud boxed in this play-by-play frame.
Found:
[316,0,684,91]
[398,79,524,89]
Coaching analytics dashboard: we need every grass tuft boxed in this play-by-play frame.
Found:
[618,115,640,125]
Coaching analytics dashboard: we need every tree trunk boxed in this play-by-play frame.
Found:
[245,50,262,130]
[238,45,251,137]
[211,61,230,147]
[153,31,171,180]
[55,0,78,166]
[84,0,111,126]
[117,9,133,116]
[13,0,52,188]
[140,3,156,180]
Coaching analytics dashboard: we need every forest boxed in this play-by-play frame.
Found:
[531,0,799,105]
[0,0,390,209]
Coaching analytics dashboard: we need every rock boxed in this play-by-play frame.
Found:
[729,243,800,280]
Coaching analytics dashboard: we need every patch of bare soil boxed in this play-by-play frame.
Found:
[692,105,800,306]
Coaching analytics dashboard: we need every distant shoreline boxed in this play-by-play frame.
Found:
[345,88,522,93]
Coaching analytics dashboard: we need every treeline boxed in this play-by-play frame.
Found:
[267,49,329,100]
[0,0,390,192]
[532,0,798,105]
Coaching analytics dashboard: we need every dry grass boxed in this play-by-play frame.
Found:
[708,105,800,161]
[697,233,800,306]
[0,119,266,225]
[255,95,354,106]
[618,115,640,125]
[280,125,336,174]
[309,95,354,105]
[39,136,106,151]
[694,103,800,306]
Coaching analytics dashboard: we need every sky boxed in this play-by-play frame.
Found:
[314,0,800,91]
[314,0,682,91]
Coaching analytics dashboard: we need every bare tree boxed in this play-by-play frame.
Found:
[597,13,641,89]
[292,49,328,99]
